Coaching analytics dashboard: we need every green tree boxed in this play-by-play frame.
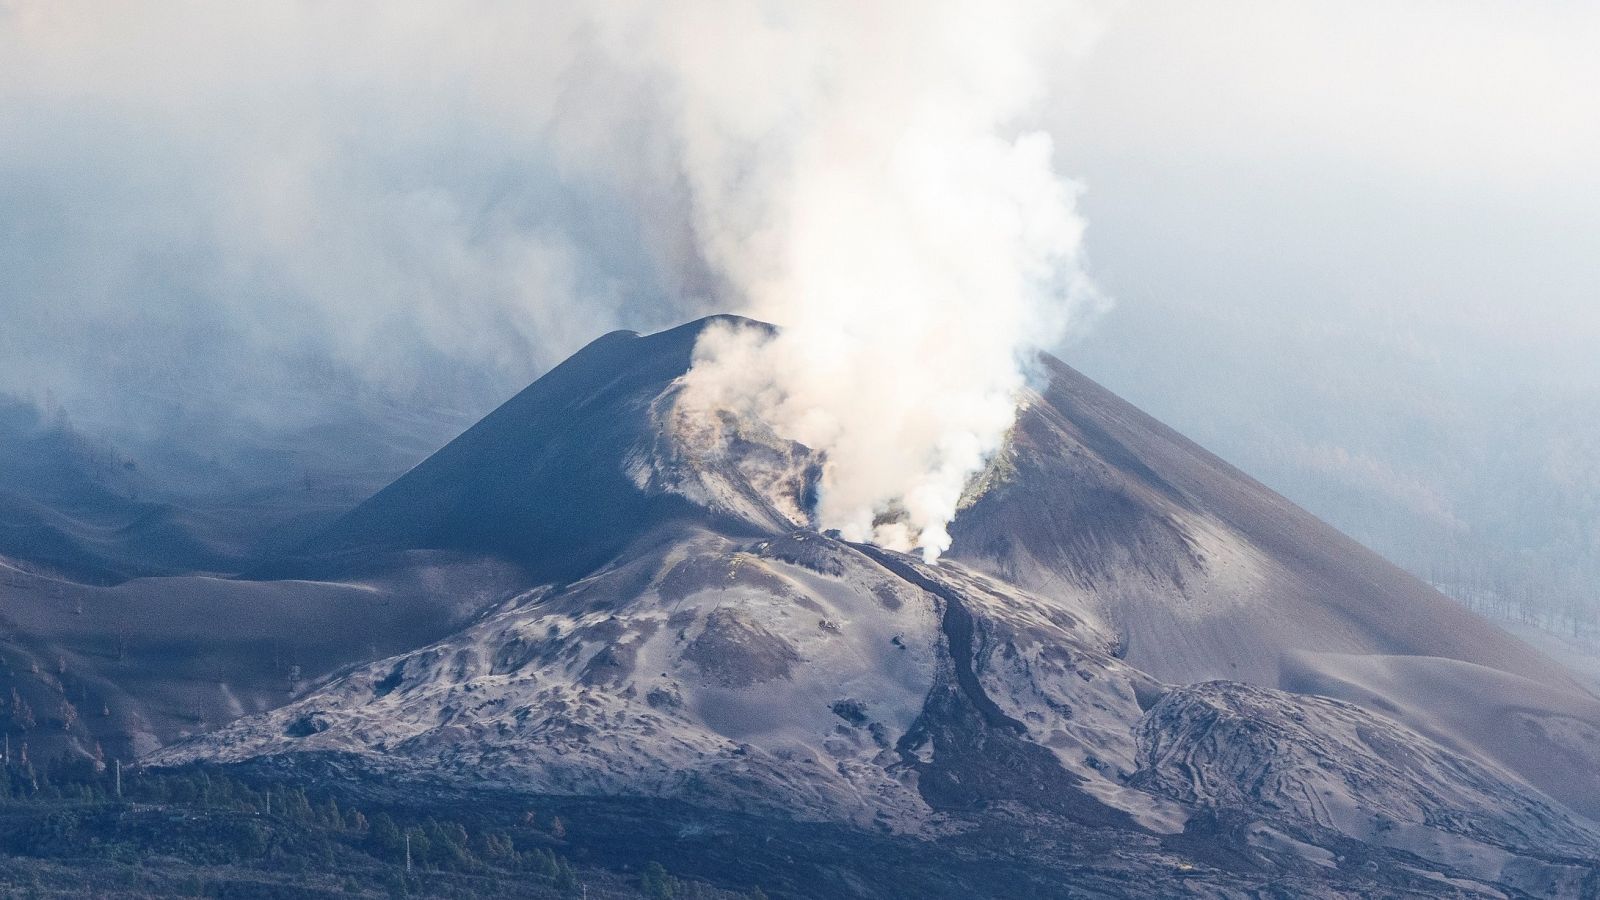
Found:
[554,857,579,893]
[367,813,404,859]
[641,861,677,899]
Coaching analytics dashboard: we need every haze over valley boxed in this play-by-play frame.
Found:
[1,2,1597,897]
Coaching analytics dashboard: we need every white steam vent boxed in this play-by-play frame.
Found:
[644,1,1110,559]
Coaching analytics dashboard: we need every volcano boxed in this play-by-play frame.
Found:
[134,317,1600,896]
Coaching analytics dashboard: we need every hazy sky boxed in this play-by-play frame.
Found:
[1055,0,1600,599]
[1,1,1596,602]
[1064,0,1600,374]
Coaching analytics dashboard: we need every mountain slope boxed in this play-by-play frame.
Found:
[160,526,1166,828]
[0,396,231,583]
[296,318,1578,697]
[155,522,1600,894]
[946,355,1600,818]
[0,549,525,765]
[950,355,1578,688]
[291,317,794,584]
[146,317,1600,895]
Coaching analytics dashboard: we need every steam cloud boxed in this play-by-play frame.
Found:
[644,3,1109,558]
[1,3,1107,554]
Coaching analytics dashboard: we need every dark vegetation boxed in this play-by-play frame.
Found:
[0,753,1355,900]
[0,755,759,899]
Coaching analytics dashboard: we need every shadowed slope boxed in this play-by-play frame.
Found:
[950,354,1583,693]
[294,317,784,584]
[299,317,1583,701]
[142,317,1600,894]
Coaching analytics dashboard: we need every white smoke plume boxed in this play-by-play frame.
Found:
[1,2,1108,553]
[620,2,1111,558]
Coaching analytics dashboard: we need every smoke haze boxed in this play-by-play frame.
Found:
[652,2,1107,557]
[0,3,681,438]
[1,1,1107,557]
[2,2,1597,616]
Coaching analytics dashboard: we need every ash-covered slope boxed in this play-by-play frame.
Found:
[291,317,802,584]
[156,524,1600,895]
[0,548,525,765]
[152,317,1600,895]
[157,528,1174,831]
[0,396,233,583]
[949,355,1577,689]
[297,317,1573,698]
[947,355,1600,820]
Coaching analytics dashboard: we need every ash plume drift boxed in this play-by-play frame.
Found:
[625,1,1112,558]
[0,2,1109,557]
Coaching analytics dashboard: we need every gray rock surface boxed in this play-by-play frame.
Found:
[145,317,1600,895]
